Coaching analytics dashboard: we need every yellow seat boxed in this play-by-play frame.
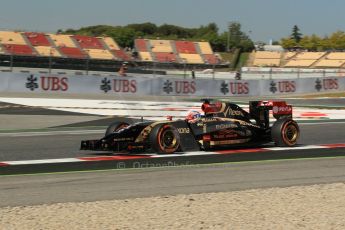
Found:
[284,52,297,59]
[139,52,153,61]
[255,51,281,59]
[198,42,213,54]
[179,53,204,64]
[295,52,325,60]
[149,40,173,53]
[49,34,76,47]
[253,58,280,67]
[0,31,26,45]
[84,49,114,60]
[34,46,61,57]
[314,60,345,68]
[325,52,345,60]
[284,59,316,67]
[103,37,120,50]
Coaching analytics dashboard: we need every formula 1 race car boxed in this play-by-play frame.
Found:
[80,99,300,154]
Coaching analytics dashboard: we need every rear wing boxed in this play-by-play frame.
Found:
[249,101,293,128]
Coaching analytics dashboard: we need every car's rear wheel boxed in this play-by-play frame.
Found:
[271,119,300,147]
[150,124,180,154]
[105,121,130,136]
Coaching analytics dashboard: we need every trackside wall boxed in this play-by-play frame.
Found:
[0,72,344,97]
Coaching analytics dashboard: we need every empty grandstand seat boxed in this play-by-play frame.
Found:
[85,49,114,60]
[24,32,51,46]
[58,47,87,59]
[3,44,36,56]
[102,37,120,50]
[284,52,297,59]
[198,42,213,54]
[139,52,153,61]
[294,52,326,60]
[135,39,148,52]
[150,40,173,53]
[73,35,104,49]
[284,59,316,67]
[255,51,281,59]
[0,31,26,45]
[325,52,345,60]
[179,53,204,64]
[49,34,77,47]
[204,54,219,64]
[314,60,345,68]
[112,49,131,61]
[175,41,197,54]
[154,52,177,62]
[253,58,281,67]
[34,46,61,57]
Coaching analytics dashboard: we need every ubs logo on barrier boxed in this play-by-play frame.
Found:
[220,81,249,95]
[26,75,38,91]
[269,80,296,93]
[100,78,111,93]
[315,78,338,91]
[100,78,137,93]
[163,80,196,95]
[25,75,68,91]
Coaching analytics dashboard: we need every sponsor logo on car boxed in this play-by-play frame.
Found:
[273,106,292,114]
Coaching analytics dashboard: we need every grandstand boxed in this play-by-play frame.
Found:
[0,30,224,73]
[251,50,345,68]
[133,38,220,65]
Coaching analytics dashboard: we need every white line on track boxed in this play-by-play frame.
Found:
[0,130,104,137]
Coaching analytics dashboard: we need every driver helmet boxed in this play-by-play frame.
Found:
[186,110,201,121]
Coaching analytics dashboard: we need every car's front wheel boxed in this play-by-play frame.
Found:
[150,124,180,154]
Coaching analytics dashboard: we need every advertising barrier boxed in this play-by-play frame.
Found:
[0,72,344,97]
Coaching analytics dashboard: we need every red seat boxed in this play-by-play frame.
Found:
[3,44,36,56]
[175,41,197,54]
[58,47,87,59]
[154,52,177,63]
[135,39,148,52]
[204,54,219,64]
[112,50,131,61]
[24,32,51,46]
[73,35,104,49]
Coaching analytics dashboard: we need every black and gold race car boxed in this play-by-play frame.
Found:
[80,99,300,154]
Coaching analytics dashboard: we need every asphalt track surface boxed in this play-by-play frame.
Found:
[0,96,345,207]
[1,157,345,207]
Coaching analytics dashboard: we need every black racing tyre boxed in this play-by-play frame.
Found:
[150,124,180,154]
[105,121,130,136]
[271,119,300,147]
